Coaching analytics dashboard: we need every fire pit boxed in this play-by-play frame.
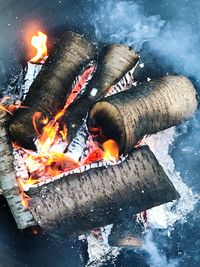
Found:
[0,30,197,241]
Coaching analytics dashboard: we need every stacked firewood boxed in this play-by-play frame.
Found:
[0,31,197,240]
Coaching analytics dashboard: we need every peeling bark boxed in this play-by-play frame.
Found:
[87,75,197,154]
[8,31,98,149]
[0,110,36,228]
[28,146,179,238]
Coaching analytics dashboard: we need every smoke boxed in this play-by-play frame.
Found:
[142,231,179,267]
[92,0,164,50]
[150,22,200,81]
[92,0,200,82]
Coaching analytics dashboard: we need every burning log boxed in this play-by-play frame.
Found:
[8,31,98,149]
[28,146,179,238]
[61,44,139,143]
[87,75,197,154]
[0,110,36,229]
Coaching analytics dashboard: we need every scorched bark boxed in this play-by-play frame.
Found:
[87,75,197,154]
[8,31,98,149]
[60,44,139,143]
[28,146,179,238]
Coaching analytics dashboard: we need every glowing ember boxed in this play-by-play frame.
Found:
[30,31,47,63]
[16,62,115,201]
[14,44,120,207]
[103,139,119,161]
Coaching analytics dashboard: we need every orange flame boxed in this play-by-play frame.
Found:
[16,62,120,197]
[60,124,68,141]
[103,139,119,161]
[17,178,31,208]
[32,112,42,134]
[30,31,47,63]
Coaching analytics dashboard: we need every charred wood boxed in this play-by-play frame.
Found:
[87,75,197,154]
[28,146,179,238]
[8,31,98,149]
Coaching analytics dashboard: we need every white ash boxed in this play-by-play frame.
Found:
[66,121,89,162]
[20,62,42,101]
[143,127,198,228]
[90,88,98,97]
[13,148,29,181]
[2,62,41,104]
[139,63,144,68]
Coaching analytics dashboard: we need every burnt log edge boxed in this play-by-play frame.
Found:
[0,110,36,229]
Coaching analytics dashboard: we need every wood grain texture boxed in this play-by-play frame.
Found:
[8,31,98,149]
[29,146,179,238]
[0,110,36,228]
[88,75,197,153]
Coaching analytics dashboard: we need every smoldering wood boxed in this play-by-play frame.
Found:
[87,75,197,154]
[28,145,179,238]
[0,110,36,229]
[61,44,139,144]
[8,31,98,149]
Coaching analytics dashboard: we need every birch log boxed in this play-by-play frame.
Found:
[87,75,197,154]
[61,44,139,144]
[8,31,98,149]
[0,110,36,228]
[28,145,179,238]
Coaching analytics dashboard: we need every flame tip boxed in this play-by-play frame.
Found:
[30,31,48,63]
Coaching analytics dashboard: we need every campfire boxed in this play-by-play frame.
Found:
[0,30,197,240]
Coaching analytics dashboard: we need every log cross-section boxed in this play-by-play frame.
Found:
[88,75,197,154]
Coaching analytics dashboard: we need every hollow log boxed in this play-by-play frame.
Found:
[0,110,36,229]
[28,145,179,238]
[8,31,98,149]
[87,75,197,154]
[60,44,139,144]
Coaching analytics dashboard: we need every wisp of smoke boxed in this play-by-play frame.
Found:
[142,231,179,267]
[93,0,200,82]
[150,22,200,81]
[92,0,164,50]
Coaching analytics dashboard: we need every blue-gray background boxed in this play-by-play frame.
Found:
[0,0,199,266]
